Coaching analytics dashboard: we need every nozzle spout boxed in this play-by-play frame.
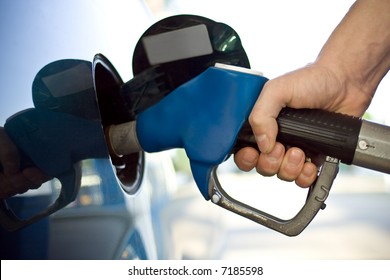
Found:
[352,120,390,174]
[107,121,142,156]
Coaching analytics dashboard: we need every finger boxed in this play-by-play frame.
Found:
[249,81,285,154]
[234,147,259,172]
[0,174,14,198]
[277,147,306,182]
[234,147,259,171]
[0,173,34,198]
[256,142,285,176]
[295,162,318,188]
[23,168,52,187]
[0,128,20,175]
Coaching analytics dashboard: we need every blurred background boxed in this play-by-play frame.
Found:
[1,0,389,259]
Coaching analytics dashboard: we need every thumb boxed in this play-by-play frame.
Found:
[0,128,20,175]
[249,80,285,154]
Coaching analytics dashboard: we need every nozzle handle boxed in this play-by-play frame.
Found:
[234,107,362,164]
[0,164,81,231]
[226,108,364,236]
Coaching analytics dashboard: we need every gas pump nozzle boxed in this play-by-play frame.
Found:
[107,63,390,236]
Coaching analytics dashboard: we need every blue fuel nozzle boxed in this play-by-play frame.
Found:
[136,65,268,199]
[1,109,108,231]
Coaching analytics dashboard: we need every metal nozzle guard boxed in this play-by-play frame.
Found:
[209,156,339,236]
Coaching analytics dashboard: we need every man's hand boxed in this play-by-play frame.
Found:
[234,64,363,188]
[0,127,51,199]
[234,63,372,187]
[234,0,389,187]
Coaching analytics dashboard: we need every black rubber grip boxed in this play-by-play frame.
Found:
[233,108,362,164]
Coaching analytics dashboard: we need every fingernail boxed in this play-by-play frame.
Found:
[256,134,270,153]
[302,164,315,178]
[288,149,303,167]
[242,151,257,166]
[268,144,284,163]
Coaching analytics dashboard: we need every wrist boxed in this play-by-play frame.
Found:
[312,59,373,117]
[313,0,390,116]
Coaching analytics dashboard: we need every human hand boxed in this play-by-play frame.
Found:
[235,0,390,187]
[234,63,371,187]
[0,127,51,199]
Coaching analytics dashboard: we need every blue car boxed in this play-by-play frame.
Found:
[1,154,178,259]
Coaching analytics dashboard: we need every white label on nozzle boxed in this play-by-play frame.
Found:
[42,63,93,97]
[142,24,213,65]
[214,63,264,77]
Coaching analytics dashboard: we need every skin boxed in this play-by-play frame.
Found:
[0,128,51,198]
[234,0,390,187]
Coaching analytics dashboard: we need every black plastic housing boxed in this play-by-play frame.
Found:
[234,108,362,164]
